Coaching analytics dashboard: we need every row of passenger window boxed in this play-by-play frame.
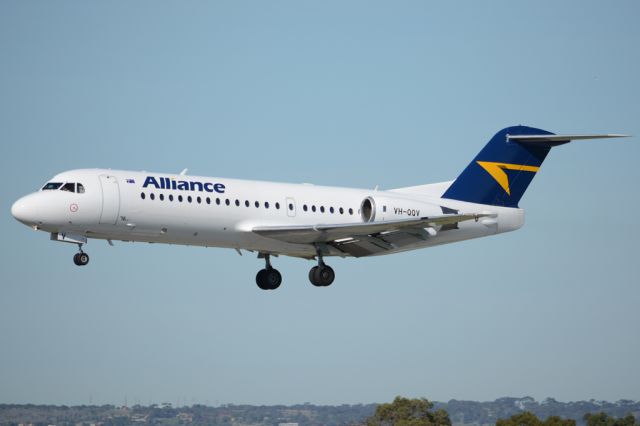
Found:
[302,204,353,215]
[141,192,281,209]
[140,192,355,215]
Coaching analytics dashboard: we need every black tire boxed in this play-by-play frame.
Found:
[317,265,335,286]
[73,253,81,266]
[264,268,282,290]
[256,269,269,290]
[309,266,321,286]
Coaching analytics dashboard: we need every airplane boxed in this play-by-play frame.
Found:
[11,125,628,290]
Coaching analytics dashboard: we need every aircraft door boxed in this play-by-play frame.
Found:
[286,197,296,217]
[99,175,120,225]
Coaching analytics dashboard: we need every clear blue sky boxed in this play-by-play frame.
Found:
[1,1,639,406]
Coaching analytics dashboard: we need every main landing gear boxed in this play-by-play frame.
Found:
[256,253,282,290]
[308,246,335,287]
[254,248,335,290]
[73,244,90,266]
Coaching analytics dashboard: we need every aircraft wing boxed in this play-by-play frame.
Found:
[253,213,487,257]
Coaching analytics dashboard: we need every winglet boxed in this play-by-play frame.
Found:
[179,168,188,175]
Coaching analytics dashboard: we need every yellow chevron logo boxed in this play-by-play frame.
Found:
[476,161,540,196]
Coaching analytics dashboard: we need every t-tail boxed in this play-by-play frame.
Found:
[442,125,628,208]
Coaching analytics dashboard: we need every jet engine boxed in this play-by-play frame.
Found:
[359,195,444,223]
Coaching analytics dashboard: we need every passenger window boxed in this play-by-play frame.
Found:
[150,193,155,200]
[235,199,240,207]
[197,196,202,204]
[206,197,211,205]
[288,203,294,211]
[77,183,85,193]
[159,194,164,201]
[188,196,193,203]
[216,198,221,205]
[265,201,270,209]
[303,205,308,212]
[255,201,259,208]
[349,208,353,215]
[179,195,183,202]
[61,183,75,192]
[275,202,280,209]
[330,207,334,214]
[312,205,316,212]
[245,200,250,207]
[320,206,325,213]
[339,207,344,214]
[169,194,174,202]
[225,199,230,206]
[141,192,146,200]
[42,182,63,190]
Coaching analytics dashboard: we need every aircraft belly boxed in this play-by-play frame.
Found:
[81,225,319,257]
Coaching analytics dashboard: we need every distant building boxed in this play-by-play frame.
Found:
[278,423,299,426]
[131,414,148,423]
[177,412,193,423]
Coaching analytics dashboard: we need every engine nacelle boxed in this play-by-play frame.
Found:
[359,194,443,223]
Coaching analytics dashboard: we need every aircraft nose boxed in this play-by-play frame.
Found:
[11,195,38,226]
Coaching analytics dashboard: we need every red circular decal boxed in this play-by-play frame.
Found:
[70,203,79,212]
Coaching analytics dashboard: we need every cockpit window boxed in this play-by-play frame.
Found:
[42,182,63,190]
[61,183,75,192]
[41,181,86,192]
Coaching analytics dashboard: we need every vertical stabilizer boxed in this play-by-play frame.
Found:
[442,126,553,207]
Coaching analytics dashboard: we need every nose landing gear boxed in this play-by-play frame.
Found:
[308,245,335,287]
[73,244,89,266]
[255,253,282,290]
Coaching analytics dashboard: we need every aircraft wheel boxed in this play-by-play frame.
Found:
[317,265,335,286]
[256,269,269,290]
[265,268,282,290]
[256,268,281,290]
[73,252,89,266]
[309,265,334,287]
[309,266,321,287]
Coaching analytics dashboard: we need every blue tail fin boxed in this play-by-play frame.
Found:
[442,125,555,207]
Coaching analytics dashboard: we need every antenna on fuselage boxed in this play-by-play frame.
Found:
[179,168,188,175]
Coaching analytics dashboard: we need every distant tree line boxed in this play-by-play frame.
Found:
[439,397,640,426]
[1,397,638,426]
[364,397,639,426]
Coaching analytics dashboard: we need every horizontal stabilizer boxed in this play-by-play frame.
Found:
[507,134,629,144]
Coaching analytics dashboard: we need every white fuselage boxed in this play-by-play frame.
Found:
[11,169,524,259]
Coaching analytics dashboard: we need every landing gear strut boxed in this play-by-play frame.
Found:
[256,253,282,290]
[309,245,335,287]
[73,244,89,266]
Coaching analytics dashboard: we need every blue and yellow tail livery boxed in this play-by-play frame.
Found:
[442,126,627,208]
